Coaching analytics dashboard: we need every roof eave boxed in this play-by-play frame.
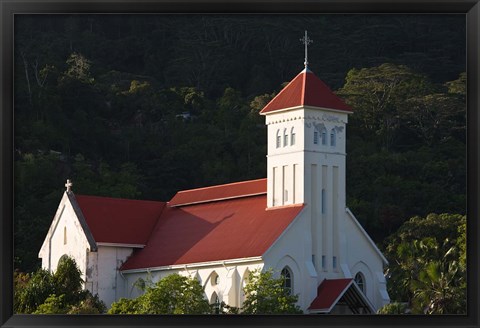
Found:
[261,105,353,116]
[120,256,264,274]
[67,191,98,252]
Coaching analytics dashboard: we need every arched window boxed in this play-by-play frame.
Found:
[321,128,327,145]
[63,226,67,245]
[355,272,365,294]
[276,130,281,148]
[211,272,219,286]
[211,292,221,314]
[281,267,293,295]
[330,129,336,147]
[240,269,250,306]
[283,128,288,147]
[290,127,296,145]
[313,131,319,144]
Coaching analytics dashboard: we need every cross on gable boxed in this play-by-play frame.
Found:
[300,30,313,68]
[65,179,73,192]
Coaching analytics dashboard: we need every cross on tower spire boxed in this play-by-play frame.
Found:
[300,30,313,68]
[65,179,73,192]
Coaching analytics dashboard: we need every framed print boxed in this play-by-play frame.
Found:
[1,1,479,328]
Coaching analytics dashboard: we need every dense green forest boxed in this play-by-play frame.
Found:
[13,14,466,311]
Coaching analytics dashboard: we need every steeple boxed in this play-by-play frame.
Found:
[300,30,313,69]
[260,32,354,275]
[260,32,352,210]
[260,30,351,116]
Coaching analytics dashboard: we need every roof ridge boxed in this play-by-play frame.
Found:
[143,202,167,246]
[174,178,267,194]
[259,71,304,115]
[168,192,267,208]
[300,70,307,105]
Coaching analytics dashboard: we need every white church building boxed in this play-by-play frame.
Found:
[39,37,390,313]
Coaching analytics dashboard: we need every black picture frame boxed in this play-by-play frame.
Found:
[1,1,479,328]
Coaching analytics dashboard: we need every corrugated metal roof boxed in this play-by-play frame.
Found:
[260,70,352,114]
[169,178,267,207]
[120,194,304,271]
[308,278,353,312]
[75,195,165,245]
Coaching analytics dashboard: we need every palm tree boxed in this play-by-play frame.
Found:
[409,245,466,314]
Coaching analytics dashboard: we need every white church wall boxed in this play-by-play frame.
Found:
[344,209,390,311]
[38,193,91,284]
[121,260,263,310]
[87,246,135,309]
[262,208,320,311]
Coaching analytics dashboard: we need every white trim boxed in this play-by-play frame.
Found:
[267,150,346,158]
[121,256,263,274]
[346,208,389,265]
[262,105,352,116]
[303,105,353,115]
[96,242,145,248]
[168,192,266,207]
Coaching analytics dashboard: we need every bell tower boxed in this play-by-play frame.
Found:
[259,31,353,273]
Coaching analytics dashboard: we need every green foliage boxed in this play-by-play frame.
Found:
[338,64,431,149]
[124,80,151,95]
[53,256,83,305]
[377,302,409,314]
[71,154,142,198]
[34,294,68,314]
[410,258,465,314]
[14,256,106,314]
[241,269,302,314]
[383,213,466,314]
[109,274,211,314]
[108,297,140,314]
[445,72,466,96]
[63,52,94,84]
[14,268,56,313]
[67,292,107,314]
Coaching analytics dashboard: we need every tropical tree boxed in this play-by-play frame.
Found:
[109,274,211,314]
[377,302,409,314]
[14,268,56,313]
[337,63,435,150]
[241,269,302,314]
[410,258,465,314]
[53,256,83,305]
[14,256,106,314]
[107,297,140,314]
[383,213,466,314]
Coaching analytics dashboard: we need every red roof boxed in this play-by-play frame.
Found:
[75,195,165,245]
[120,194,304,270]
[260,69,352,114]
[308,278,353,312]
[169,178,267,206]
